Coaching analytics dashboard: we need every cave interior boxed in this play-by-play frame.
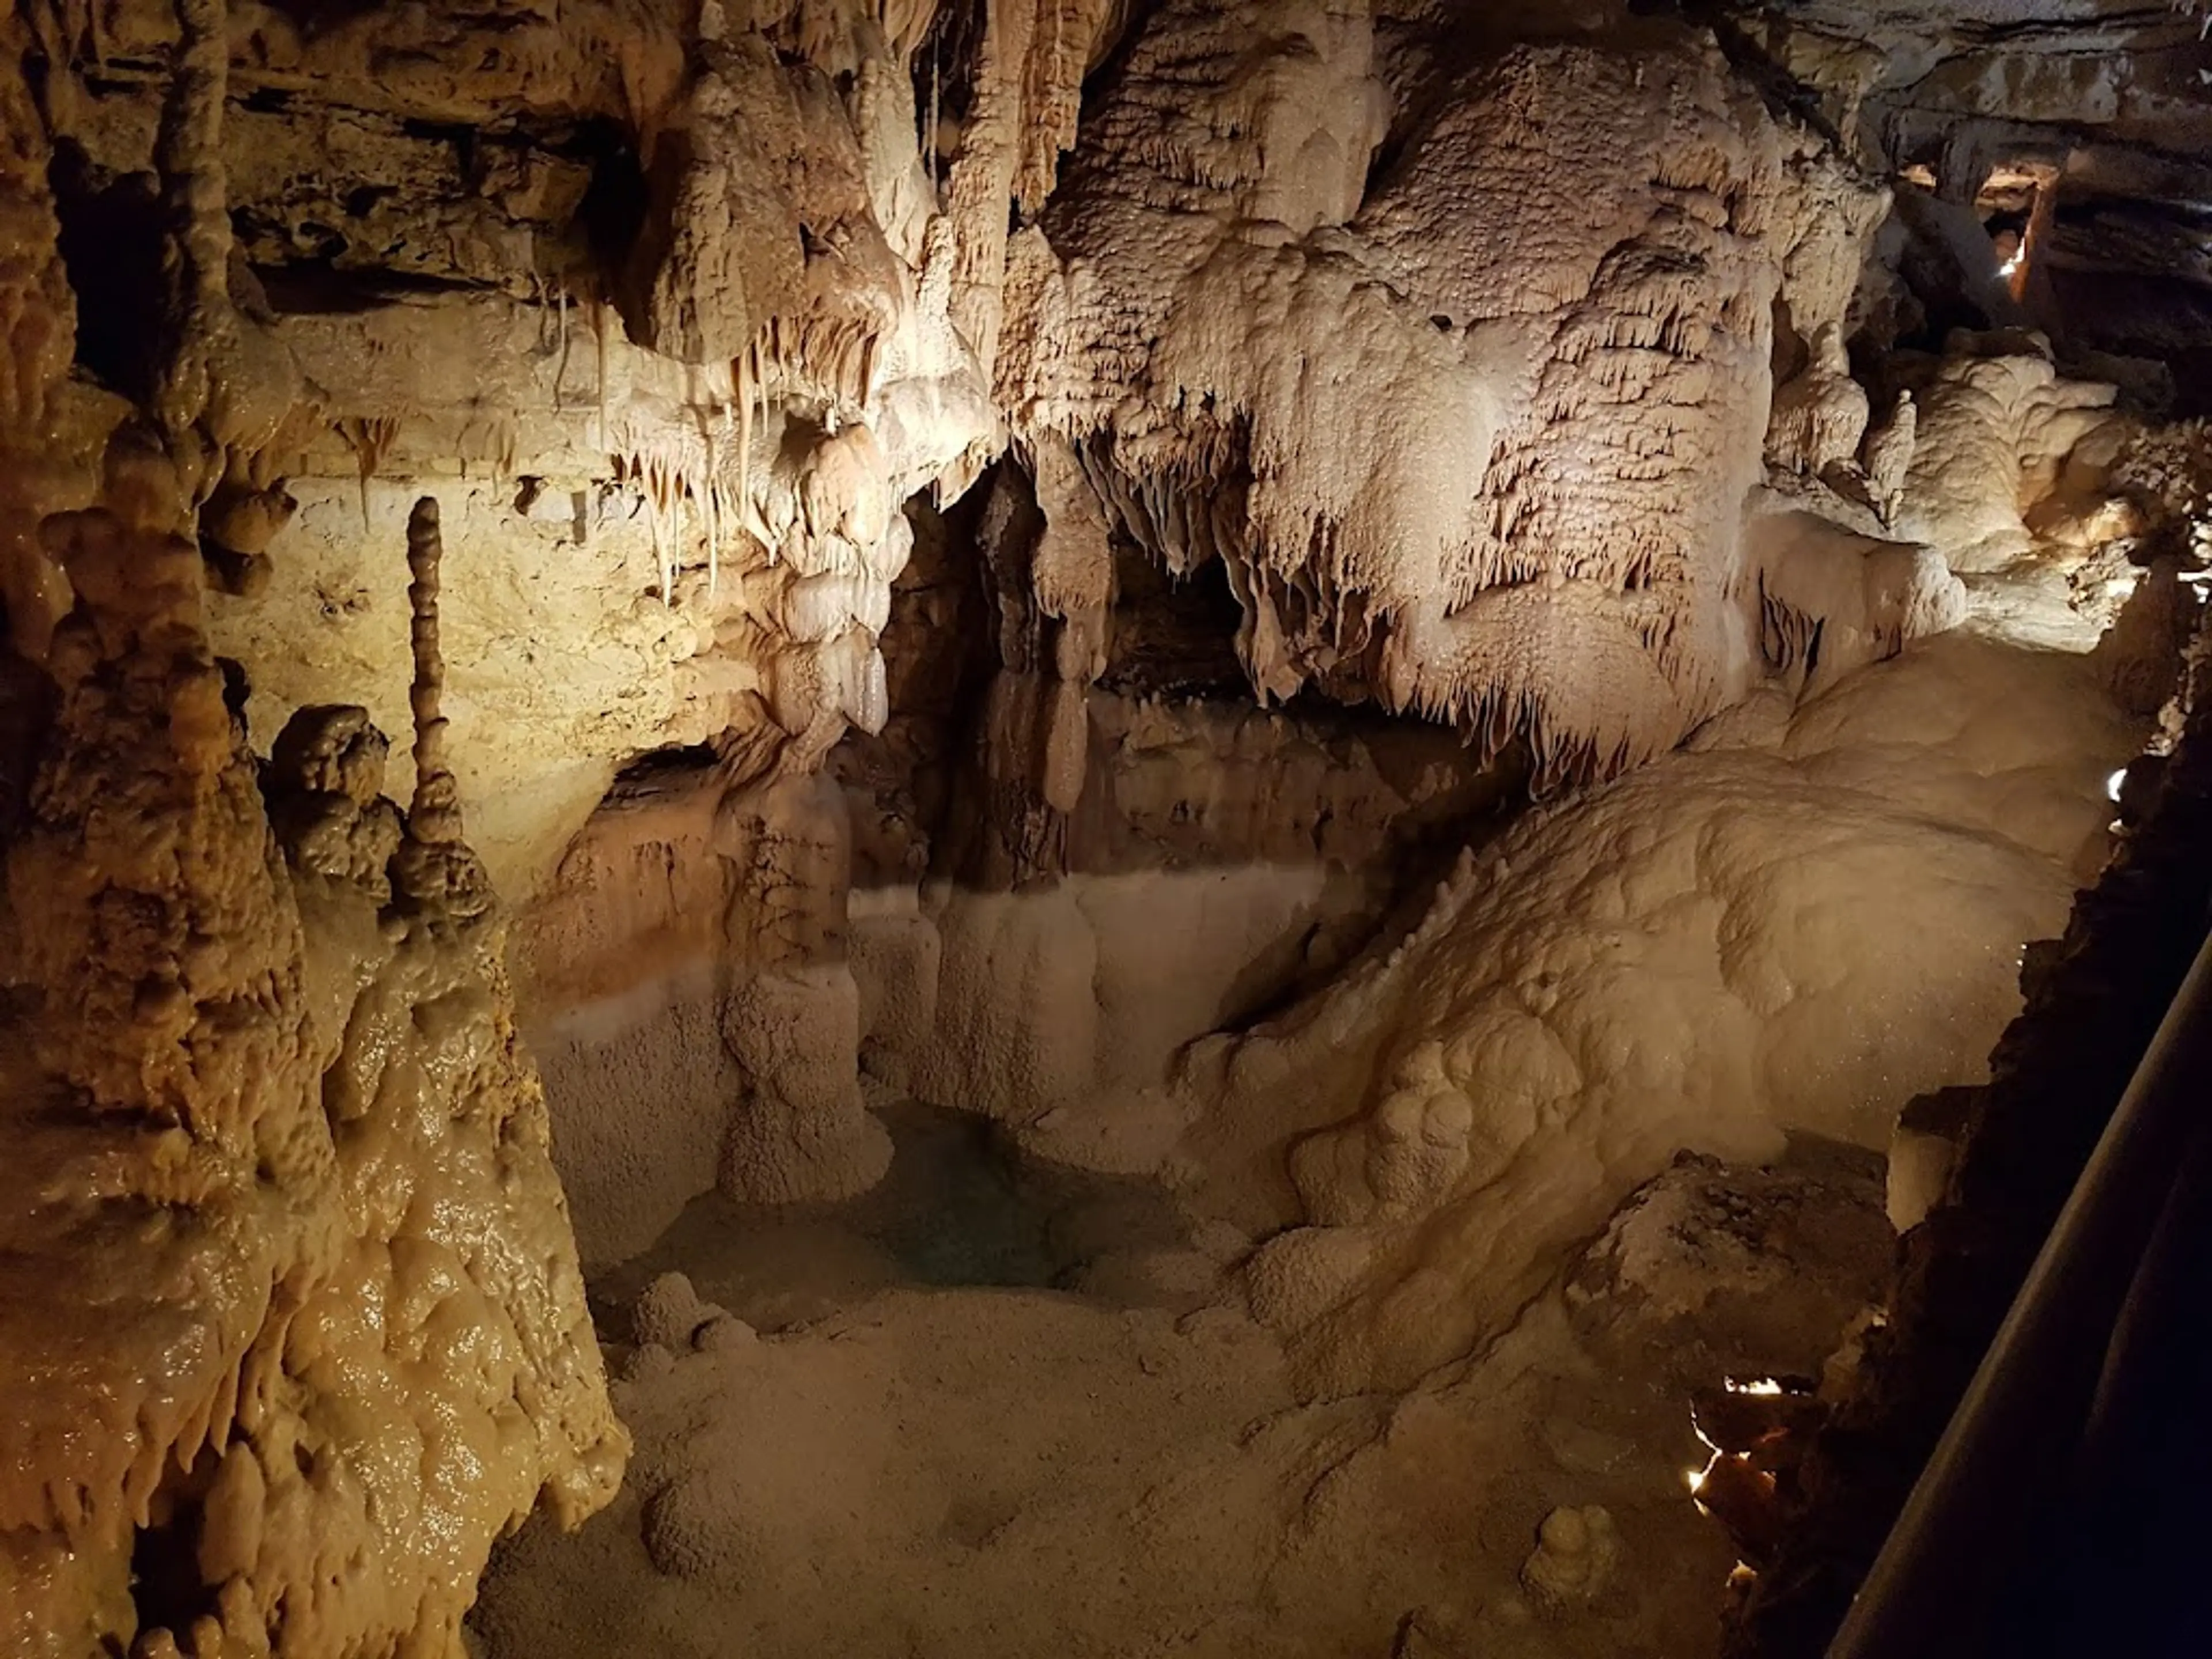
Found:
[3,1,2212,1657]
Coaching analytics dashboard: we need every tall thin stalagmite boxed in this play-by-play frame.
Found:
[406,494,463,843]
[394,493,490,912]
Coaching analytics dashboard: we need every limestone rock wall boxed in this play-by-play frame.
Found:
[1718,0,2212,403]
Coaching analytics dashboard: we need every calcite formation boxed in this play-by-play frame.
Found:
[4,0,2211,1653]
[1520,1506,1620,1612]
[28,0,1120,897]
[1205,627,2142,1394]
[1889,336,2124,570]
[998,9,1931,786]
[58,0,2007,897]
[0,1,630,1642]
[0,475,627,1654]
[1767,323,1873,480]
[7,0,2202,876]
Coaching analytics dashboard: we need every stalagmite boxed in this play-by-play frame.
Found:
[1865,390,1919,526]
[151,0,232,441]
[391,495,491,913]
[1766,322,1873,480]
[2,476,623,1655]
[404,496,462,843]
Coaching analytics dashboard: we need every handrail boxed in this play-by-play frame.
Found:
[1825,918,2212,1659]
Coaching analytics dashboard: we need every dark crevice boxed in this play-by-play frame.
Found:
[47,141,165,400]
[128,1454,221,1643]
[1098,550,1248,702]
[1671,2,1850,151]
[607,744,721,801]
[248,260,495,314]
[1073,0,1157,135]
[251,0,387,40]
[571,117,649,280]
[912,0,989,166]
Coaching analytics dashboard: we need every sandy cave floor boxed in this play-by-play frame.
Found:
[471,1105,1891,1659]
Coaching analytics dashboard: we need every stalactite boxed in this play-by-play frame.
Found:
[627,448,681,603]
[594,298,613,450]
[336,415,401,531]
[926,37,941,183]
[703,414,722,601]
[744,336,766,560]
[554,284,571,414]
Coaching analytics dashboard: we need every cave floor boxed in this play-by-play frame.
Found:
[478,574,2148,1659]
[472,1121,1889,1659]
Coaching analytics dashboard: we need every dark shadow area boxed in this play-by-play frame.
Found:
[251,0,386,39]
[47,141,165,399]
[2014,1100,2212,1658]
[568,116,649,275]
[250,260,490,313]
[1097,547,1248,701]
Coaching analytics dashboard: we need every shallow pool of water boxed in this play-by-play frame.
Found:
[591,1101,1192,1334]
